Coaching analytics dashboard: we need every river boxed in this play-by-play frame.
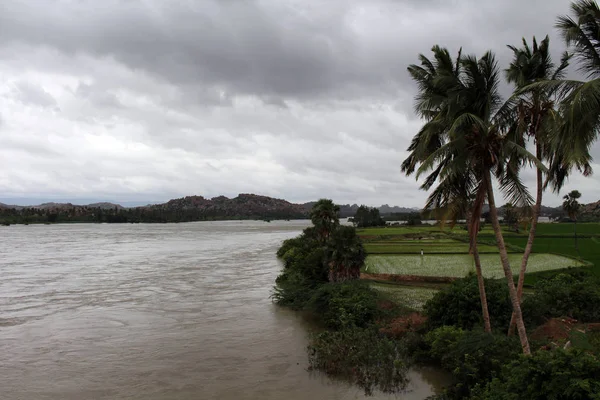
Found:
[0,220,445,399]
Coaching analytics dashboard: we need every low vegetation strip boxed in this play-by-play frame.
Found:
[364,254,587,279]
[369,283,438,311]
[364,242,500,254]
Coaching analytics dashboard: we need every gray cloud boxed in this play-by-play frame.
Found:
[12,81,58,109]
[0,0,598,207]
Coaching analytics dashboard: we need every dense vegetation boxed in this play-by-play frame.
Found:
[274,2,600,398]
[349,205,386,228]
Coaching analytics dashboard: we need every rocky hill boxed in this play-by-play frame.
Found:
[150,194,307,219]
[581,200,600,220]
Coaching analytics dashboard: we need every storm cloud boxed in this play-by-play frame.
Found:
[0,0,598,206]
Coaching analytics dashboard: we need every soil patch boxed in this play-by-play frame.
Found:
[380,312,427,338]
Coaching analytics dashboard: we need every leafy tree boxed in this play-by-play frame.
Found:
[403,46,540,353]
[502,203,519,232]
[426,327,521,399]
[522,271,600,324]
[562,189,582,253]
[472,349,600,400]
[352,205,385,228]
[424,274,512,332]
[310,199,340,243]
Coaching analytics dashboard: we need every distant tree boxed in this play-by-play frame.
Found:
[406,214,422,226]
[47,212,58,223]
[503,203,520,232]
[562,190,582,254]
[352,205,385,228]
[310,199,340,243]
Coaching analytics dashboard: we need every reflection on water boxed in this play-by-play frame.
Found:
[0,221,445,399]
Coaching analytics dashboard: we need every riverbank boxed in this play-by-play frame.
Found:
[273,207,600,398]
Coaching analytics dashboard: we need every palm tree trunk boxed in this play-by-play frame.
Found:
[485,171,531,355]
[508,143,543,336]
[467,211,492,333]
[473,243,492,333]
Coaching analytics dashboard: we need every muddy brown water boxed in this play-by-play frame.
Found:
[0,220,447,399]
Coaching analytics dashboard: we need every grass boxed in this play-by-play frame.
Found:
[364,254,586,279]
[356,226,439,236]
[503,236,600,280]
[370,283,438,311]
[364,242,500,254]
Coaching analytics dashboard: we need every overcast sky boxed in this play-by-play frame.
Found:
[0,0,598,207]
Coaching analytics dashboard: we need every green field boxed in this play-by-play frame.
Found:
[370,283,438,311]
[365,254,587,278]
[364,241,500,254]
[356,226,439,236]
[357,222,599,283]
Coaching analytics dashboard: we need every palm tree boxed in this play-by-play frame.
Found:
[404,47,491,333]
[425,174,493,333]
[504,35,570,336]
[310,199,340,243]
[325,225,366,282]
[404,47,542,354]
[544,1,600,177]
[563,190,582,254]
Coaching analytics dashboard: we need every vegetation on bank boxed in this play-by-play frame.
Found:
[275,1,600,395]
[274,201,600,398]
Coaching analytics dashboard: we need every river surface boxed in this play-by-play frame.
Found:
[0,220,445,399]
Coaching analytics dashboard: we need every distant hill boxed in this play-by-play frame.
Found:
[0,194,307,224]
[149,194,307,219]
[301,202,419,218]
[1,194,598,224]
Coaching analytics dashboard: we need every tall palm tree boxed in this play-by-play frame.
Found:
[544,0,600,177]
[404,47,543,354]
[404,47,491,333]
[563,190,582,254]
[310,199,340,243]
[325,225,366,282]
[425,172,493,333]
[504,36,570,336]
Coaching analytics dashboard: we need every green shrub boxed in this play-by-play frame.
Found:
[522,271,600,325]
[425,327,521,399]
[425,326,465,365]
[424,274,512,331]
[272,237,328,309]
[471,349,600,400]
[308,326,408,396]
[306,281,379,330]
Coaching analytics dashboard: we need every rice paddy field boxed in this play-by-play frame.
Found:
[364,241,501,254]
[364,254,587,279]
[358,222,599,282]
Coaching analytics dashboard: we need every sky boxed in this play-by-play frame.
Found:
[0,0,599,208]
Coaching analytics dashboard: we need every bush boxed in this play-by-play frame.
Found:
[425,327,521,399]
[306,281,379,330]
[424,274,512,331]
[308,326,408,396]
[522,271,600,325]
[471,349,600,399]
[272,236,328,309]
